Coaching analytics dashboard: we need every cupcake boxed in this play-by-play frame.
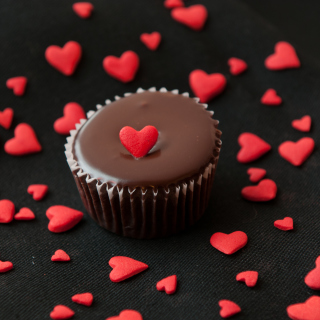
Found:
[65,88,221,238]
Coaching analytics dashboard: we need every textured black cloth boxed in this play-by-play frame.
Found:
[0,0,320,319]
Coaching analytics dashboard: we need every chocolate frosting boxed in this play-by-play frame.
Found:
[73,91,217,187]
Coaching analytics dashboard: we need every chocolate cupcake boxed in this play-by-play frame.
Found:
[65,88,221,238]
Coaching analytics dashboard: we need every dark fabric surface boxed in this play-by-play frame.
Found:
[0,0,320,319]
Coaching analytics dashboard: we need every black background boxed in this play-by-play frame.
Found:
[1,0,320,319]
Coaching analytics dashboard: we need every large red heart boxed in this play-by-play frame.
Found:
[51,249,70,262]
[72,2,94,19]
[106,310,143,320]
[237,133,271,163]
[6,76,27,96]
[46,205,83,233]
[109,256,148,282]
[119,125,158,159]
[45,41,82,76]
[72,292,93,307]
[50,305,74,320]
[265,41,300,71]
[305,256,320,290]
[189,70,227,103]
[0,261,13,273]
[219,300,241,318]
[241,179,277,202]
[278,137,315,166]
[27,184,48,201]
[228,57,247,76]
[156,275,177,294]
[0,200,15,223]
[103,50,140,83]
[210,231,248,255]
[260,89,282,106]
[14,208,35,220]
[236,271,258,287]
[164,0,184,9]
[171,5,208,31]
[292,115,312,132]
[0,108,14,129]
[140,32,161,51]
[274,217,293,231]
[4,123,42,156]
[287,296,320,320]
[247,168,266,183]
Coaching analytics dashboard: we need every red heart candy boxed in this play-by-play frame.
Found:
[72,2,93,19]
[0,108,14,130]
[14,208,35,220]
[0,261,13,273]
[46,205,83,233]
[265,41,300,71]
[0,199,15,223]
[45,41,82,76]
[6,76,27,96]
[237,133,271,163]
[140,32,161,51]
[278,137,315,166]
[219,300,241,318]
[236,271,258,287]
[50,305,74,320]
[292,115,312,132]
[51,249,71,262]
[109,256,148,282]
[156,275,177,294]
[261,89,282,106]
[189,70,227,103]
[247,168,266,183]
[241,179,277,202]
[305,256,320,290]
[72,292,93,307]
[103,50,139,83]
[228,57,247,76]
[210,231,248,255]
[27,184,48,201]
[287,296,320,320]
[54,102,86,135]
[274,217,293,231]
[106,310,143,320]
[171,5,208,31]
[119,125,158,159]
[164,0,184,9]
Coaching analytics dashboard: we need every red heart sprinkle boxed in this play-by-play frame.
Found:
[247,168,266,183]
[0,108,14,130]
[45,41,82,76]
[156,275,177,294]
[72,2,93,19]
[14,208,35,220]
[109,256,148,282]
[51,250,71,262]
[287,296,320,320]
[265,41,300,71]
[27,184,48,201]
[189,70,227,103]
[72,292,93,306]
[292,115,312,132]
[236,271,258,287]
[171,5,208,31]
[241,179,277,202]
[274,217,293,231]
[278,137,315,166]
[103,50,140,83]
[260,89,282,106]
[6,76,27,96]
[0,261,13,273]
[164,0,184,9]
[210,231,248,255]
[140,32,161,51]
[219,300,241,318]
[0,199,15,223]
[46,205,83,233]
[54,102,86,135]
[228,57,248,76]
[119,126,158,159]
[50,305,74,320]
[305,256,320,290]
[237,133,271,163]
[106,310,143,320]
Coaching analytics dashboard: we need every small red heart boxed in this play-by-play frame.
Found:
[265,41,300,71]
[278,137,315,166]
[241,179,277,202]
[0,199,15,223]
[274,217,293,231]
[237,133,271,163]
[164,0,184,9]
[50,305,74,320]
[171,5,208,31]
[45,41,82,76]
[6,76,27,96]
[236,271,258,287]
[0,108,14,130]
[119,126,158,159]
[72,2,93,19]
[219,300,241,318]
[103,50,139,83]
[51,249,70,262]
[14,208,35,220]
[287,296,320,320]
[305,256,320,290]
[292,115,312,132]
[156,275,177,294]
[106,310,143,320]
[261,89,282,106]
[109,256,148,282]
[210,231,248,255]
[27,184,48,201]
[54,102,86,135]
[189,70,227,103]
[140,32,161,51]
[0,261,13,273]
[46,205,83,233]
[72,292,93,306]
[247,168,266,183]
[228,57,248,76]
